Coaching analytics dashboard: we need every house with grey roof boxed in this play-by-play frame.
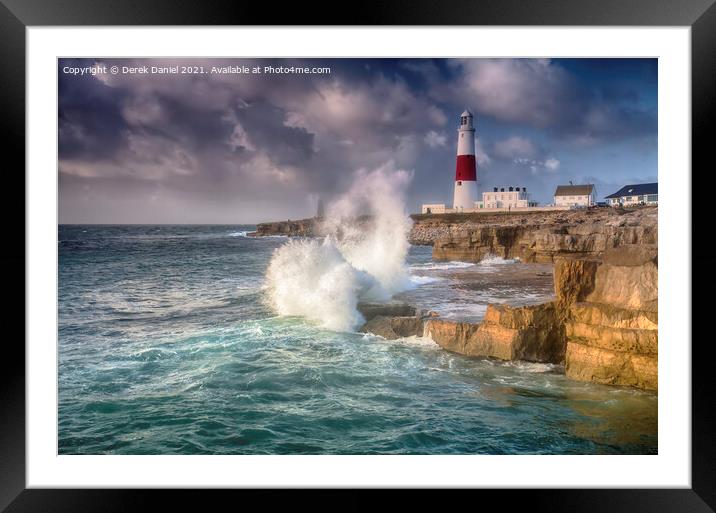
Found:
[553,184,595,207]
[604,183,658,206]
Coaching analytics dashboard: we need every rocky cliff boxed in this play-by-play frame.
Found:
[256,208,658,390]
[254,207,657,265]
[556,245,658,390]
[423,302,566,362]
[250,218,317,237]
[419,207,657,263]
[358,243,658,391]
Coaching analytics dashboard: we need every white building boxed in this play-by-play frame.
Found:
[421,203,447,214]
[604,183,658,206]
[479,186,536,209]
[553,184,595,207]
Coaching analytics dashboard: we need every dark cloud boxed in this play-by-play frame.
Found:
[232,100,315,167]
[58,62,130,161]
[431,59,656,145]
[58,58,657,223]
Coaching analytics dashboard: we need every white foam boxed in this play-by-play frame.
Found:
[479,255,518,266]
[393,335,440,348]
[265,163,414,332]
[229,231,288,239]
[264,238,377,331]
[434,303,489,319]
[498,361,562,373]
[409,275,444,285]
[361,332,439,348]
[409,261,475,271]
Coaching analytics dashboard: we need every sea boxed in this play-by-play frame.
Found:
[58,224,657,455]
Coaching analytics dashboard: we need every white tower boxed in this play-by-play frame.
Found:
[453,110,478,211]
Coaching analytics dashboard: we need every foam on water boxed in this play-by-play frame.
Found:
[384,335,441,349]
[265,237,379,331]
[265,163,414,332]
[58,224,659,455]
[409,275,444,285]
[409,261,475,271]
[229,231,288,239]
[479,255,519,266]
[498,361,562,373]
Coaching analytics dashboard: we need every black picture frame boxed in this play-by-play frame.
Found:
[2,1,712,511]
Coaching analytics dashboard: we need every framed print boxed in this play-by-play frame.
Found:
[3,0,714,511]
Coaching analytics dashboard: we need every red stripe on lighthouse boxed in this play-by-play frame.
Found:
[455,154,476,181]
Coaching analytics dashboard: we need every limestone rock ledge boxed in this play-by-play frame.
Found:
[429,207,657,263]
[557,244,658,390]
[357,302,439,340]
[359,315,426,340]
[251,218,317,237]
[359,300,566,364]
[357,243,657,391]
[423,302,565,362]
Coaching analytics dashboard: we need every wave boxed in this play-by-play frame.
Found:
[479,255,519,266]
[496,361,562,373]
[408,275,444,285]
[362,332,439,348]
[232,232,289,239]
[265,164,414,332]
[409,261,475,271]
[230,231,289,239]
[433,303,489,318]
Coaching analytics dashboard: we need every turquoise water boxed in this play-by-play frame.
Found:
[58,225,657,454]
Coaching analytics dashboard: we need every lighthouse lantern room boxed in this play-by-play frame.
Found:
[453,110,478,211]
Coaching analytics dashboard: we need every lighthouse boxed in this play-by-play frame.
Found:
[453,110,478,211]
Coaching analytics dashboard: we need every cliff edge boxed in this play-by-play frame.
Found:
[557,245,658,390]
[415,206,657,263]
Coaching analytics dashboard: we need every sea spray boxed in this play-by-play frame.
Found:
[265,237,377,331]
[323,165,414,296]
[265,163,414,331]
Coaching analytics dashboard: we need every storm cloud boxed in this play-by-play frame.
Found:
[58,58,657,223]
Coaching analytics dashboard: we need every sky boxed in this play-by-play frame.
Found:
[58,58,657,224]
